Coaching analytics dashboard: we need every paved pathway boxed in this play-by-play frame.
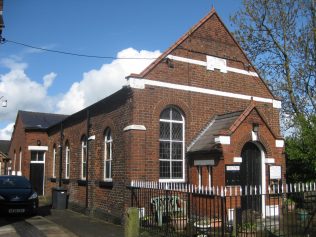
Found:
[0,215,77,237]
[0,206,124,237]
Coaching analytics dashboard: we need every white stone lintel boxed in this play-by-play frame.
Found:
[123,125,147,132]
[28,146,48,151]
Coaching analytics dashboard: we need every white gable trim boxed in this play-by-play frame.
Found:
[127,78,282,109]
[167,54,259,77]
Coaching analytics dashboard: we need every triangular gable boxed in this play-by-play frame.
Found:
[131,8,217,78]
[187,102,281,153]
[127,8,275,100]
[228,101,281,139]
[187,111,243,153]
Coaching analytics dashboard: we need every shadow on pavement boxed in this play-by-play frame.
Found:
[0,204,52,227]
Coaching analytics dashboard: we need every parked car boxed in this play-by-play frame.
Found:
[0,175,38,215]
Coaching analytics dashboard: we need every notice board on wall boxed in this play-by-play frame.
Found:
[225,165,241,186]
[269,165,282,180]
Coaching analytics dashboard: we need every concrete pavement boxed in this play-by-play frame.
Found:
[0,215,76,237]
[0,205,124,237]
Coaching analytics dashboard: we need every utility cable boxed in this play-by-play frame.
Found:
[0,37,158,60]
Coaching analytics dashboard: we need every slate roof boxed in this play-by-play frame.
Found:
[187,111,243,153]
[19,111,68,130]
[0,140,9,155]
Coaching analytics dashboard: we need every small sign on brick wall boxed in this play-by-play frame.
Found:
[194,159,215,166]
[225,165,241,186]
[269,165,281,180]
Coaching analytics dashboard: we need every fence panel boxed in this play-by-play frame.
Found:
[129,181,316,237]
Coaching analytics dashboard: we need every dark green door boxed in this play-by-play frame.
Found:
[240,142,261,211]
[30,163,44,196]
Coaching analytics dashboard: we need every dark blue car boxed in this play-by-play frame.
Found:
[0,175,38,215]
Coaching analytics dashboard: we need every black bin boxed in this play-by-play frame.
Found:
[52,187,67,209]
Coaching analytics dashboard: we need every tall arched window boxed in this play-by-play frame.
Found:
[65,141,70,179]
[81,136,87,179]
[19,148,22,175]
[13,150,16,175]
[159,107,185,181]
[52,144,56,178]
[104,128,113,181]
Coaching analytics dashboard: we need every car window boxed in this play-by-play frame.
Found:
[0,177,31,189]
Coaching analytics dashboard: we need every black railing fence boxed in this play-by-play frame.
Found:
[129,181,316,237]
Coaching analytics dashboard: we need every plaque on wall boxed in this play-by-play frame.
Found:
[225,165,241,186]
[194,159,215,166]
[269,165,281,180]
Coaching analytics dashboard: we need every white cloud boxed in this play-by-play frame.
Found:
[0,58,56,123]
[0,48,161,139]
[0,123,14,140]
[43,72,57,89]
[56,48,161,114]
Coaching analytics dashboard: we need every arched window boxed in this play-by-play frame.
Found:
[52,144,57,178]
[65,141,70,179]
[104,128,113,181]
[13,150,16,175]
[19,148,22,175]
[159,107,185,181]
[81,136,87,179]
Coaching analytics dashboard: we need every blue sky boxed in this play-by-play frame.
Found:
[0,0,242,139]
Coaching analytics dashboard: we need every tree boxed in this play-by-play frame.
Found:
[231,0,316,129]
[285,115,316,182]
[232,0,316,181]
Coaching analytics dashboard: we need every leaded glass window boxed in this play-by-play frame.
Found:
[104,128,113,181]
[159,107,184,181]
[81,136,87,179]
[65,142,70,179]
[52,145,56,178]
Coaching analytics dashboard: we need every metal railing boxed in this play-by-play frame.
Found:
[129,181,316,237]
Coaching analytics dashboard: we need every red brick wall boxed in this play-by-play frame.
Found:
[9,116,49,178]
[40,11,283,222]
[46,88,133,220]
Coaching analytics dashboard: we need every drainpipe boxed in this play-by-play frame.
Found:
[59,122,63,187]
[85,109,89,209]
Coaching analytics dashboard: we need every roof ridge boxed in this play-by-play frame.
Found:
[229,101,256,133]
[19,110,68,116]
[127,8,218,79]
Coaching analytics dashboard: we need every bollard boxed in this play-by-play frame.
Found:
[125,207,139,237]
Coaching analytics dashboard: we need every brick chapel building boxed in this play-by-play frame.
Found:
[9,9,285,222]
[9,111,67,195]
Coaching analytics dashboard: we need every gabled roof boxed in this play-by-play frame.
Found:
[19,111,68,130]
[127,8,276,100]
[128,8,218,78]
[187,102,281,153]
[187,111,243,153]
